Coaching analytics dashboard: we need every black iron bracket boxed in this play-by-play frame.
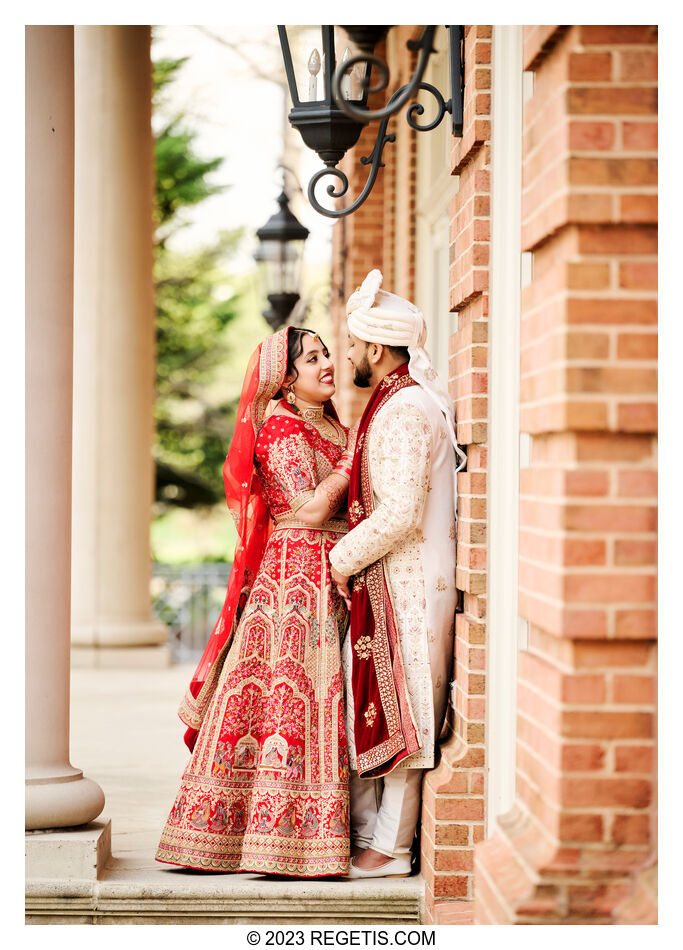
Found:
[306,26,464,217]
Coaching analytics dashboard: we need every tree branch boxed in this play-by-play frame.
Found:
[193,26,286,89]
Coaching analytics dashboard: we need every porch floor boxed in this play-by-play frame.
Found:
[26,662,425,923]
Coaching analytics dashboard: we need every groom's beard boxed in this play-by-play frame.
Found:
[352,354,373,388]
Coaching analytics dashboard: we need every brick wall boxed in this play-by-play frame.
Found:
[474,25,658,924]
[330,23,657,926]
[330,30,417,425]
[330,25,494,923]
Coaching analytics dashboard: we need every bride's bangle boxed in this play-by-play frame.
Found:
[332,452,353,479]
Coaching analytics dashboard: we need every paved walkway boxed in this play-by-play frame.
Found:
[71,661,194,867]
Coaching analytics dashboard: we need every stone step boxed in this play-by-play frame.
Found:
[26,863,425,925]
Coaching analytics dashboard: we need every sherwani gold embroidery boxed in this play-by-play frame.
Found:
[330,387,457,770]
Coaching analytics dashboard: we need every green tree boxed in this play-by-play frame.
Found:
[153,56,242,507]
[153,57,224,246]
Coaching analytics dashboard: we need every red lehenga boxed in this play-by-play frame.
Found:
[156,328,351,877]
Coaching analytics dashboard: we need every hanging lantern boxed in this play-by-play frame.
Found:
[277,26,375,168]
[277,25,465,219]
[254,187,309,330]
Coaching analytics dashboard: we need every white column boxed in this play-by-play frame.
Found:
[71,26,168,658]
[486,25,524,833]
[26,26,105,829]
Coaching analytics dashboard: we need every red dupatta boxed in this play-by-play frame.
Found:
[178,327,338,751]
[178,329,289,750]
[347,363,423,777]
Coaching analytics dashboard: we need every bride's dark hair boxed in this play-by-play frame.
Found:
[274,328,330,397]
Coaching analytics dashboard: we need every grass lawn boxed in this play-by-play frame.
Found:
[151,504,236,564]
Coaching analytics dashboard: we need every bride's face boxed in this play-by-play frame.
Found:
[287,334,336,405]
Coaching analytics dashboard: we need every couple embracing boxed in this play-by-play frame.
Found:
[156,270,465,879]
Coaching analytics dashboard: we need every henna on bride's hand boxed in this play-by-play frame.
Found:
[320,478,346,515]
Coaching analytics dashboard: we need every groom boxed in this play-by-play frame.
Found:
[330,270,464,879]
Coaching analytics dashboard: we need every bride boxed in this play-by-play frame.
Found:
[156,326,355,877]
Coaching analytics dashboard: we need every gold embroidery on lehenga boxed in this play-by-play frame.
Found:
[364,702,377,727]
[260,733,289,770]
[234,734,259,771]
[158,406,351,877]
[178,618,228,728]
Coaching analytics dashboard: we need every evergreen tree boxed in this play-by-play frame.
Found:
[153,56,242,508]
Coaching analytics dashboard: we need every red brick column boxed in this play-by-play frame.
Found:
[329,46,387,425]
[474,25,657,924]
[421,25,492,923]
[329,31,417,425]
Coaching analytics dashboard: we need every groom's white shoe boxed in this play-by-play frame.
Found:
[346,855,412,879]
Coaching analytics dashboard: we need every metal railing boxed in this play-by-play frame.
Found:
[151,562,231,663]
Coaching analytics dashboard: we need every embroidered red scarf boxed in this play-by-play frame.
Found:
[347,363,422,777]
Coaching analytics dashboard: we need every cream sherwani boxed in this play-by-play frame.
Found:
[331,385,457,772]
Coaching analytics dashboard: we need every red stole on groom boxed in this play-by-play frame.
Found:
[347,363,423,778]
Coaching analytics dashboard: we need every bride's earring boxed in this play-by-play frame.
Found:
[287,386,296,405]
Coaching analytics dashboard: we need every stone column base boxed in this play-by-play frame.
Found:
[71,643,172,669]
[71,620,169,648]
[26,819,111,881]
[26,769,106,831]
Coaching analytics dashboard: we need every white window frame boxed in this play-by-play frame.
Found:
[415,26,459,380]
[486,25,524,833]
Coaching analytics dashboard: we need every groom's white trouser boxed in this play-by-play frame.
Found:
[350,768,424,859]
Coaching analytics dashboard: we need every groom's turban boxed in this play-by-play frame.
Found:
[346,270,427,349]
[345,270,466,473]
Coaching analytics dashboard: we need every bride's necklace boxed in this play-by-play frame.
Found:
[284,399,343,445]
[300,405,324,424]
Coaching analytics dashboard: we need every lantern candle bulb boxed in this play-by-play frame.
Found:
[340,48,351,99]
[308,48,321,101]
[351,62,364,100]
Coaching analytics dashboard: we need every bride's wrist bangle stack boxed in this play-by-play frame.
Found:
[332,452,354,480]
